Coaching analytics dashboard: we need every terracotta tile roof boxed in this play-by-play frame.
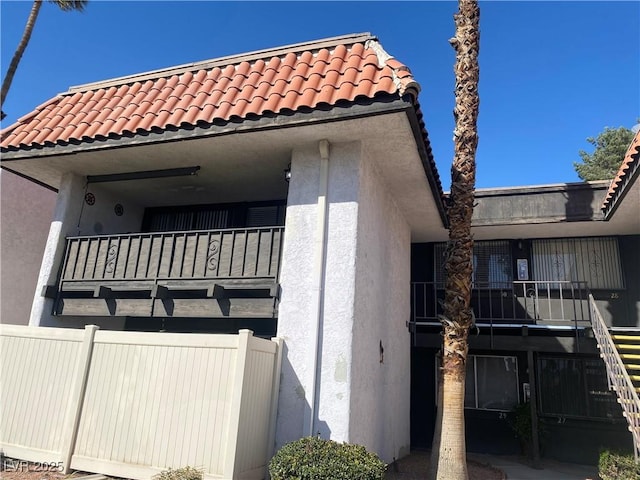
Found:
[1,33,420,151]
[602,129,640,212]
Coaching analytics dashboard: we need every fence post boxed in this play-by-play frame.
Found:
[224,329,252,480]
[59,324,98,473]
[265,337,284,478]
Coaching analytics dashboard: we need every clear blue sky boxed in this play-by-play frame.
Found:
[1,1,638,190]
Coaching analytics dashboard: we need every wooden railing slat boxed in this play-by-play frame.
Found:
[61,227,284,284]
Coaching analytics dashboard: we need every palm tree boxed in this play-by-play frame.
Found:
[428,1,480,479]
[1,0,87,120]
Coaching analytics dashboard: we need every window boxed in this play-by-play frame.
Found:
[435,240,513,288]
[437,354,519,411]
[532,237,624,289]
[142,201,286,232]
[537,356,620,420]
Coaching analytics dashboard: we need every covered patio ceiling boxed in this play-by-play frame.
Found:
[1,111,448,242]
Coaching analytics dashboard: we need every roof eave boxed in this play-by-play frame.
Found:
[1,94,409,160]
[603,154,640,220]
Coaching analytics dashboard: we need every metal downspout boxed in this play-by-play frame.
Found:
[306,139,330,437]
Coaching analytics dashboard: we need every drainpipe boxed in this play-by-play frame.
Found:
[306,139,330,437]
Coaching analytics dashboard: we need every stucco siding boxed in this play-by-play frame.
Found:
[350,151,411,463]
[275,145,323,446]
[75,182,144,237]
[316,143,361,442]
[31,173,145,327]
[275,141,411,462]
[276,142,362,447]
[1,171,55,325]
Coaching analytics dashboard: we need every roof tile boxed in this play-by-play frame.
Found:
[602,130,640,211]
[1,34,422,150]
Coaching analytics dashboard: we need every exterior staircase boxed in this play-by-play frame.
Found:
[589,295,640,461]
[612,332,640,396]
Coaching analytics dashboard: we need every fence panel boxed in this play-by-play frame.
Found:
[0,326,281,480]
[0,326,85,464]
[231,335,280,477]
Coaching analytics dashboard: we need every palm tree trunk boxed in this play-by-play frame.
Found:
[429,1,480,479]
[1,0,43,119]
[427,362,444,479]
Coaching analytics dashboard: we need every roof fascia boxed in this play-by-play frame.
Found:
[403,103,448,228]
[473,181,609,198]
[1,96,410,161]
[603,157,640,220]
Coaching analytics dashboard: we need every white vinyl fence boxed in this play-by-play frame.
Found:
[0,325,282,480]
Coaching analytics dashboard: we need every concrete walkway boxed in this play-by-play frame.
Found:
[472,454,599,480]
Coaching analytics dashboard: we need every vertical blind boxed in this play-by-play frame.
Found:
[143,203,286,232]
[531,237,624,289]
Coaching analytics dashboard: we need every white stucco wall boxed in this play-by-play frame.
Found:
[30,173,144,328]
[349,149,412,462]
[0,171,56,325]
[76,182,144,236]
[275,141,411,463]
[276,142,360,446]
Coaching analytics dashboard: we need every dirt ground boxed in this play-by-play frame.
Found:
[0,453,504,480]
[385,450,505,480]
[1,469,74,480]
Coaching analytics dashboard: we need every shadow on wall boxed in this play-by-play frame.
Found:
[275,341,332,452]
[563,182,595,223]
[606,235,640,328]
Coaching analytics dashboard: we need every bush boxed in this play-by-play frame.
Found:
[599,450,640,480]
[269,436,387,480]
[152,466,203,480]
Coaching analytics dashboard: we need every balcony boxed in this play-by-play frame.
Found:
[411,280,591,329]
[48,227,284,318]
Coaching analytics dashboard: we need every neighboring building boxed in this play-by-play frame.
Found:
[1,33,638,465]
[411,177,640,463]
[0,170,56,325]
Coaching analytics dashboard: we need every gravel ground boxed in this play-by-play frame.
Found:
[385,450,505,480]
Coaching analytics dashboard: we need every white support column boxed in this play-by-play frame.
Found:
[30,172,86,326]
[275,142,412,463]
[275,141,361,447]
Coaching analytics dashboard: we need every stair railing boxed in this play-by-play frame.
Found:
[589,294,640,461]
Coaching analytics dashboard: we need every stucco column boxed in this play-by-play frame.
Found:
[275,141,361,447]
[275,142,412,464]
[30,172,86,326]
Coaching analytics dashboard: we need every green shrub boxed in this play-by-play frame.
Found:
[152,466,203,480]
[269,436,387,480]
[599,450,640,480]
[507,401,546,457]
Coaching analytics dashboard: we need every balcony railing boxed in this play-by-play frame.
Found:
[49,227,284,318]
[60,226,284,286]
[411,280,591,327]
